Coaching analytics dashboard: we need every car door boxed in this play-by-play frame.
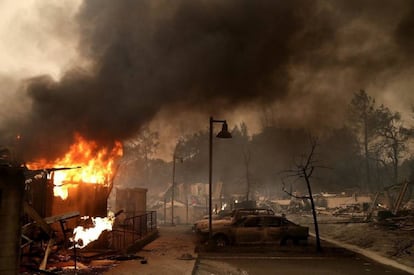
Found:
[264,216,284,243]
[234,216,264,244]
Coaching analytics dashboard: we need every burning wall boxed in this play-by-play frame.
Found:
[51,182,110,217]
[25,134,123,242]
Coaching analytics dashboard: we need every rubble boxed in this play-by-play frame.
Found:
[19,210,158,274]
[281,184,414,270]
[290,211,414,269]
[18,167,157,274]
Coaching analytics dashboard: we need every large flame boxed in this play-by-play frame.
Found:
[27,134,123,199]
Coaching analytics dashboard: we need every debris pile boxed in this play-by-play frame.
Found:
[19,211,155,274]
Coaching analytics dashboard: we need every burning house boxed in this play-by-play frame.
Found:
[25,134,122,231]
[0,135,156,273]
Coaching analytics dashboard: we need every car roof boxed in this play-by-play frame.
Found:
[234,208,273,211]
[243,214,283,218]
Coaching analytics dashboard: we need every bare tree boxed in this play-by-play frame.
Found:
[238,123,255,202]
[281,138,323,252]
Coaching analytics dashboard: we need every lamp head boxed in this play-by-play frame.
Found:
[216,121,232,139]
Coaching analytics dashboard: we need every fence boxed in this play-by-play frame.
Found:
[111,211,157,251]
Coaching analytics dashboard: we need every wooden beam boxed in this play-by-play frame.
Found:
[23,202,53,237]
[43,211,80,224]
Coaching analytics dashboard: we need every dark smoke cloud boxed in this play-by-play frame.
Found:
[2,0,413,161]
[395,1,414,58]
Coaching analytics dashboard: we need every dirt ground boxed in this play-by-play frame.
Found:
[103,225,197,275]
[289,213,414,268]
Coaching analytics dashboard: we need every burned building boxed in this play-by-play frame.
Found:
[0,165,25,275]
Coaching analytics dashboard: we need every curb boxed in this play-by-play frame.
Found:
[311,233,414,274]
[191,256,200,275]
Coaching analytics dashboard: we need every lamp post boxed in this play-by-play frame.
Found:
[209,116,232,241]
[171,154,183,226]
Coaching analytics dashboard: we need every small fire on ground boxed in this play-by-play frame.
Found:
[72,214,115,248]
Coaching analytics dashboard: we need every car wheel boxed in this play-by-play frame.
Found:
[214,235,228,247]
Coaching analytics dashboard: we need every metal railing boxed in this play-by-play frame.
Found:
[111,211,157,251]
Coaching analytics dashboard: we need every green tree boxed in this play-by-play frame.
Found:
[319,127,362,190]
[374,106,412,185]
[348,90,378,190]
[175,131,209,184]
[121,127,160,187]
[174,123,253,202]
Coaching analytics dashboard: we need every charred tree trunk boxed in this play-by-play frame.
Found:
[303,168,322,252]
[243,149,251,201]
[281,138,323,253]
[363,112,371,191]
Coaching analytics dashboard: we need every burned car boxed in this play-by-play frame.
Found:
[193,208,275,233]
[197,214,309,247]
[193,210,234,233]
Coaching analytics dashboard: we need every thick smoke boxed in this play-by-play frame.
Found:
[2,0,413,161]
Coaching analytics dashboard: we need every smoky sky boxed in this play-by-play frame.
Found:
[2,0,414,161]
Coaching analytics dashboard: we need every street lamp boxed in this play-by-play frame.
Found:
[209,116,232,241]
[171,154,183,226]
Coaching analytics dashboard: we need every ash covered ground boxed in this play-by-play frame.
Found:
[290,213,414,268]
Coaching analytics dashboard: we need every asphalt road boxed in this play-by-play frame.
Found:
[193,239,412,275]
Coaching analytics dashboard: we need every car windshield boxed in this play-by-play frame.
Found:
[217,210,233,218]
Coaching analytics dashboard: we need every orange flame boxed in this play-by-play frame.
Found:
[27,134,123,199]
[72,214,114,249]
